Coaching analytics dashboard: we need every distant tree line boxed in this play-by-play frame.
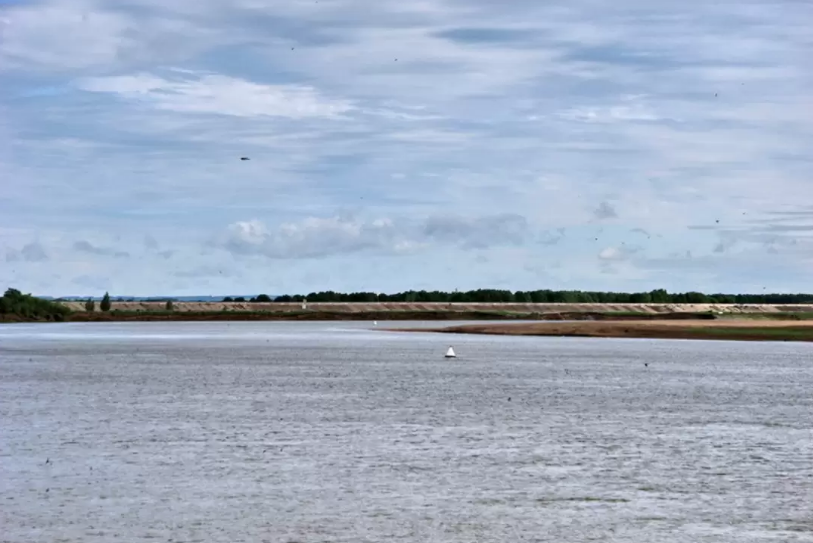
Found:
[265,289,813,304]
[223,294,272,303]
[0,288,71,321]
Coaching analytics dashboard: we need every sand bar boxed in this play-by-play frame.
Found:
[395,319,813,342]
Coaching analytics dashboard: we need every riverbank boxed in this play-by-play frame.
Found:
[63,310,533,322]
[401,320,813,342]
[5,301,813,324]
[3,309,722,323]
[57,301,813,315]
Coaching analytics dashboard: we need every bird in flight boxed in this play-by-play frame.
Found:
[240,157,250,161]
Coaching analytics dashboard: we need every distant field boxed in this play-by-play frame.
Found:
[58,301,813,315]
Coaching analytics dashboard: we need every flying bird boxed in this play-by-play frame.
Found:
[240,157,250,161]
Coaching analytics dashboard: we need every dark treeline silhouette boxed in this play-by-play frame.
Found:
[268,288,813,304]
[0,288,71,321]
[223,294,271,303]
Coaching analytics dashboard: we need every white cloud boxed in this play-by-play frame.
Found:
[598,245,640,262]
[224,219,268,247]
[211,212,538,259]
[2,0,812,295]
[213,215,402,259]
[76,72,354,119]
[598,247,623,261]
[0,2,133,71]
[558,103,665,124]
[73,240,130,258]
[422,213,530,248]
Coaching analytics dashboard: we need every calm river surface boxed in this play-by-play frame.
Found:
[1,322,811,542]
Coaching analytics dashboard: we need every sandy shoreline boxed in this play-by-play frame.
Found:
[393,320,813,342]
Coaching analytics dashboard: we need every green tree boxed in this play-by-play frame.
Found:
[165,300,174,311]
[84,298,95,312]
[649,289,670,303]
[515,291,533,303]
[5,288,22,299]
[629,292,652,303]
[685,291,708,303]
[100,292,112,312]
[264,287,813,305]
[0,288,71,321]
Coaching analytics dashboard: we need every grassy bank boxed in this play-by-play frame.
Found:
[715,312,813,321]
[41,309,726,322]
[66,309,540,322]
[402,320,813,343]
[687,326,813,341]
[5,307,805,324]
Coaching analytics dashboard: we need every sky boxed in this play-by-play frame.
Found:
[1,0,812,297]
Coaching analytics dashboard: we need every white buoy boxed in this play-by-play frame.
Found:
[445,346,456,359]
[373,320,378,326]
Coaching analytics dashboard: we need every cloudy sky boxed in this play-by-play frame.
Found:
[2,0,812,296]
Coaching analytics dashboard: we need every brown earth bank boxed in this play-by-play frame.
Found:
[58,301,813,314]
[56,310,728,322]
[65,310,536,322]
[9,311,808,325]
[6,302,812,323]
[52,310,716,323]
[401,320,813,342]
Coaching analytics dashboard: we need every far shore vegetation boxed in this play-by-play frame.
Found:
[269,288,813,304]
[54,288,813,305]
[5,285,813,342]
[4,285,813,326]
[0,288,71,322]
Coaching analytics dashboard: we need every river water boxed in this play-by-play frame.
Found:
[1,322,811,542]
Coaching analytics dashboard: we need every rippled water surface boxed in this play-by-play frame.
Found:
[1,322,812,542]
